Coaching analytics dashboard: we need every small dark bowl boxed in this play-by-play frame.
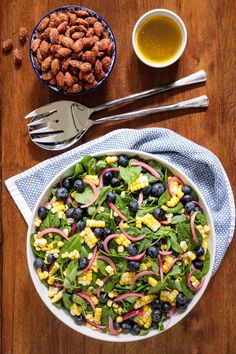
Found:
[29,5,117,95]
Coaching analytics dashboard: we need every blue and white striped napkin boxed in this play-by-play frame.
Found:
[5,128,235,274]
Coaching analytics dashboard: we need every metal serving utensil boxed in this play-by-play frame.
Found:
[26,70,208,151]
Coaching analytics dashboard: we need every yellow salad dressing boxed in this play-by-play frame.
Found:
[136,16,183,64]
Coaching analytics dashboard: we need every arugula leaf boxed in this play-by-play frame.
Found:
[176,222,195,250]
[158,190,170,207]
[201,250,210,275]
[170,234,182,253]
[103,280,115,292]
[97,259,108,277]
[68,162,84,179]
[72,294,87,309]
[62,293,72,309]
[81,155,97,175]
[120,166,142,185]
[80,245,89,258]
[96,159,107,173]
[71,185,94,205]
[40,211,60,230]
[101,305,116,326]
[147,159,163,178]
[139,328,149,336]
[57,234,81,263]
[65,260,78,282]
[30,233,45,258]
[148,281,167,294]
[180,276,193,299]
[171,214,186,224]
[163,168,172,188]
[167,264,181,276]
[195,212,207,226]
[96,186,112,206]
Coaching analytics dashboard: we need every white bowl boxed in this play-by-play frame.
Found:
[132,9,187,68]
[27,149,215,342]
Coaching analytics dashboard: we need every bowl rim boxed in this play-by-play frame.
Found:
[132,8,187,68]
[26,149,216,342]
[29,5,117,95]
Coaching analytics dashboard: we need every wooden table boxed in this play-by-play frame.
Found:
[1,1,235,353]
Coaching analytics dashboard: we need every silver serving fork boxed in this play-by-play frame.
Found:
[26,70,208,151]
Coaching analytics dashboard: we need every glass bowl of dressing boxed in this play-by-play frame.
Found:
[132,9,187,68]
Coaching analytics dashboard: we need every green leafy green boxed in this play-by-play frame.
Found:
[176,222,195,250]
[139,328,149,336]
[101,305,116,326]
[30,233,45,258]
[171,214,186,224]
[180,276,194,299]
[72,294,87,309]
[81,155,97,175]
[166,202,183,214]
[71,185,94,205]
[201,250,210,275]
[40,211,60,230]
[62,293,72,309]
[120,166,142,185]
[170,234,183,253]
[148,281,167,294]
[68,162,84,179]
[96,186,112,206]
[195,212,207,226]
[57,234,81,263]
[158,190,170,207]
[64,260,78,282]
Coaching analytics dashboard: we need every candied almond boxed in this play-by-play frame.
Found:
[74,38,84,53]
[39,27,51,41]
[51,58,60,75]
[40,40,50,57]
[37,17,50,32]
[68,83,83,93]
[56,71,65,88]
[57,47,72,57]
[75,18,89,27]
[18,27,28,43]
[76,10,89,18]
[42,70,54,81]
[97,38,110,51]
[93,21,103,37]
[64,71,74,87]
[41,56,52,71]
[72,31,85,40]
[49,28,59,44]
[31,38,41,52]
[2,38,13,52]
[13,48,22,65]
[80,62,92,72]
[61,36,74,49]
[107,42,114,57]
[83,37,94,49]
[86,28,94,37]
[68,12,77,25]
[33,57,41,71]
[101,56,112,72]
[50,44,61,54]
[86,17,97,26]
[82,50,96,64]
[68,59,81,68]
[57,21,68,33]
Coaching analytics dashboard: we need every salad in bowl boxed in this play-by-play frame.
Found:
[27,150,215,341]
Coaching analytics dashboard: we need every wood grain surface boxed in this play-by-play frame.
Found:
[1,1,236,353]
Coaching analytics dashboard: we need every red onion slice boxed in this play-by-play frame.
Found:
[186,271,204,291]
[192,201,203,209]
[126,251,146,261]
[167,176,184,196]
[190,211,199,244]
[80,180,99,209]
[131,270,159,285]
[138,190,143,206]
[130,160,160,179]
[97,277,109,298]
[99,167,120,188]
[71,223,77,235]
[108,315,119,336]
[83,246,98,272]
[76,291,96,312]
[53,282,64,289]
[97,255,116,272]
[36,227,68,240]
[107,201,128,221]
[113,293,143,303]
[59,176,63,188]
[119,221,146,242]
[167,306,176,318]
[160,220,171,226]
[122,308,144,321]
[158,255,164,283]
[84,317,106,330]
[159,250,173,256]
[102,234,121,254]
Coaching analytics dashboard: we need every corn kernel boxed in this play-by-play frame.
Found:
[130,174,149,192]
[148,277,158,287]
[105,156,118,164]
[84,175,99,186]
[118,245,124,253]
[134,295,156,309]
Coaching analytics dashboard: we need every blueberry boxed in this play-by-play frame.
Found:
[177,302,188,312]
[195,245,205,257]
[106,191,116,203]
[97,240,104,250]
[121,320,132,333]
[76,220,85,231]
[182,195,192,204]
[62,178,71,189]
[103,171,113,185]
[105,228,114,237]
[185,202,196,213]
[153,208,166,221]
[79,257,89,269]
[94,228,104,239]
[161,302,172,313]
[113,322,121,330]
[127,244,139,256]
[143,185,152,197]
[152,299,162,309]
[46,254,54,264]
[42,263,49,271]
[38,207,48,219]
[147,246,158,258]
[74,314,85,325]
[152,309,162,323]
[192,260,204,270]
[33,257,44,269]
[98,292,108,304]
[56,187,69,200]
[151,183,165,197]
[74,179,85,193]
[118,155,129,167]
[128,200,139,213]
[66,207,75,218]
[155,239,163,247]
[130,323,141,335]
[73,208,83,220]
[111,177,120,187]
[127,260,140,271]
[176,293,189,306]
[182,185,192,195]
